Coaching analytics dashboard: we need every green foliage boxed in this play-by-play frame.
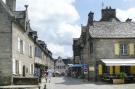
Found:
[78,74,85,79]
[117,72,127,79]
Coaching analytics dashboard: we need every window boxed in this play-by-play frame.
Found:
[29,44,32,57]
[90,42,93,53]
[26,67,28,73]
[30,64,33,74]
[120,66,130,74]
[15,60,19,74]
[59,60,61,63]
[18,37,25,54]
[35,47,42,58]
[60,66,61,69]
[18,38,20,52]
[120,44,128,55]
[20,40,23,53]
[63,66,65,69]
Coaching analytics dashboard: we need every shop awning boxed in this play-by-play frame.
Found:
[100,59,135,66]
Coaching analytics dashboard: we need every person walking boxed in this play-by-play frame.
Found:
[47,69,52,83]
[44,70,48,83]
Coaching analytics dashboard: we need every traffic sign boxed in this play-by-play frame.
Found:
[82,64,88,74]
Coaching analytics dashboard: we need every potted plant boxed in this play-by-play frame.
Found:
[113,72,127,84]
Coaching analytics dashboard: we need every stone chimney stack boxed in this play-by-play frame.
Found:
[6,0,16,11]
[87,11,94,26]
[101,6,116,21]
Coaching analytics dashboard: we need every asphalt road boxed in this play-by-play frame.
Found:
[44,77,135,89]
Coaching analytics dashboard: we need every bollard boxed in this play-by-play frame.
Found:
[44,84,46,89]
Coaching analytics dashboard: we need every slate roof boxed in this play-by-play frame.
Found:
[62,59,72,65]
[89,21,135,38]
[13,11,25,19]
[0,0,13,16]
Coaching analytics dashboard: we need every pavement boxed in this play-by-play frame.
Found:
[42,77,135,89]
[0,85,39,89]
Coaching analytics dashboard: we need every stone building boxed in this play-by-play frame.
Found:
[34,40,54,78]
[73,7,135,81]
[55,57,67,75]
[54,57,72,75]
[0,0,53,86]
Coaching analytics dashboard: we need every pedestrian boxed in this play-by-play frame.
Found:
[44,70,48,83]
[47,69,52,83]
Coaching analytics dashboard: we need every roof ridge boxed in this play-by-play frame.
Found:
[0,0,13,16]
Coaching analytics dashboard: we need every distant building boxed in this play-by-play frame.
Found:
[73,7,135,82]
[0,0,54,86]
[34,40,54,78]
[54,57,72,75]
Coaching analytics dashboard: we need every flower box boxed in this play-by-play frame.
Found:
[113,79,124,84]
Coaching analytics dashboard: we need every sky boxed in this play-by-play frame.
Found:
[2,0,135,58]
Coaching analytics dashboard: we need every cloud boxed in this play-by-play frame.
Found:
[117,7,135,21]
[123,0,134,2]
[2,0,5,3]
[15,0,81,58]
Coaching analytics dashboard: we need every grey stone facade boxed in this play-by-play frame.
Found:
[0,0,54,85]
[73,7,135,81]
[0,0,12,85]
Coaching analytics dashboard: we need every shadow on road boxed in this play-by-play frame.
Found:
[54,77,135,86]
[54,77,112,85]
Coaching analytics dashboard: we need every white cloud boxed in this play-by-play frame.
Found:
[117,7,135,21]
[15,0,81,58]
[123,0,134,2]
[2,0,5,3]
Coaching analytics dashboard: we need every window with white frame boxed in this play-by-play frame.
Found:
[26,67,28,73]
[20,40,23,53]
[35,47,42,58]
[29,44,32,57]
[18,37,25,54]
[15,60,19,74]
[30,64,33,74]
[120,43,128,55]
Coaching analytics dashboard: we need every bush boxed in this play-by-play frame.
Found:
[117,72,127,79]
[78,75,85,79]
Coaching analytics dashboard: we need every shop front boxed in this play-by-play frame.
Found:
[98,59,135,82]
[68,64,83,78]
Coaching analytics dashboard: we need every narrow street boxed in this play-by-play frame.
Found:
[44,77,135,89]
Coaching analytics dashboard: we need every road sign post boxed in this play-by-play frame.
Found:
[83,64,88,74]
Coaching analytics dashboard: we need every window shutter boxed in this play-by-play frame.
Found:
[23,41,25,54]
[31,46,33,58]
[115,66,120,74]
[109,66,113,75]
[28,44,30,56]
[130,66,135,74]
[12,59,16,74]
[19,61,22,74]
[30,64,31,74]
[114,43,120,56]
[32,64,34,74]
[98,64,102,75]
[129,43,134,56]
[18,37,20,52]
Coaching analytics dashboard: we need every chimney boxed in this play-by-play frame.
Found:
[101,6,116,21]
[126,18,132,22]
[6,0,16,11]
[87,11,94,26]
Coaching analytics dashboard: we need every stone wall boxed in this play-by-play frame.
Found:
[93,38,135,60]
[0,3,12,85]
